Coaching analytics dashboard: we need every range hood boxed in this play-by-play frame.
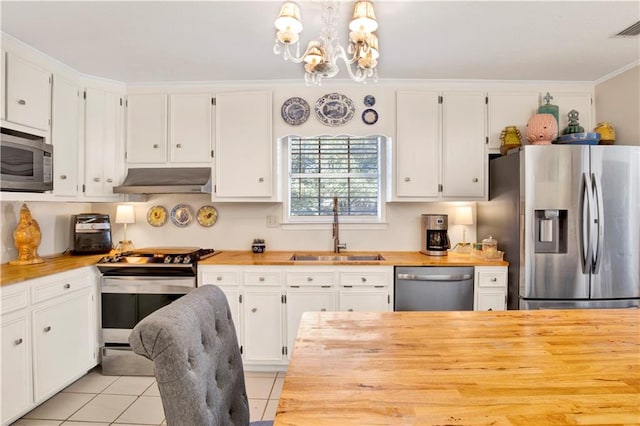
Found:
[113,168,212,194]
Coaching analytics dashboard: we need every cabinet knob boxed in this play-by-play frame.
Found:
[320,308,326,312]
[176,144,182,148]
[44,326,52,332]
[361,277,367,282]
[216,276,222,281]
[404,177,411,182]
[60,175,67,180]
[17,99,26,105]
[106,178,113,183]
[259,277,265,282]
[93,177,101,182]
[307,277,313,282]
[14,338,23,346]
[488,308,493,311]
[64,283,71,289]
[258,177,264,183]
[472,178,479,183]
[153,144,159,149]
[348,309,354,312]
[491,277,497,282]
[251,308,257,313]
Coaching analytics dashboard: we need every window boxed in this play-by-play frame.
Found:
[286,135,384,223]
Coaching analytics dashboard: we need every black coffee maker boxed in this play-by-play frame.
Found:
[420,214,450,256]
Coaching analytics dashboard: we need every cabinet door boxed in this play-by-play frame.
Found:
[169,94,212,163]
[32,290,93,401]
[1,312,32,425]
[127,94,168,164]
[52,74,80,197]
[339,290,389,312]
[476,289,507,311]
[553,92,593,134]
[84,88,123,197]
[6,53,51,131]
[395,91,439,198]
[243,288,283,362]
[441,92,486,199]
[487,92,539,152]
[286,290,335,357]
[215,91,273,199]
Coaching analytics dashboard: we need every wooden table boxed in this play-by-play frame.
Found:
[275,310,640,425]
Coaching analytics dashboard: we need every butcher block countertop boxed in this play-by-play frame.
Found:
[200,250,508,267]
[0,253,106,286]
[276,309,640,425]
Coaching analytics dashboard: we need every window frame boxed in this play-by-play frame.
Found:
[282,134,388,226]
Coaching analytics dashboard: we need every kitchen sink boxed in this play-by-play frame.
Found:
[289,254,386,262]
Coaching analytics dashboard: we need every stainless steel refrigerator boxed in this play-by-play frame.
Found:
[478,145,640,309]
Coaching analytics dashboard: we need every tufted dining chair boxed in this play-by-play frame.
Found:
[128,285,272,426]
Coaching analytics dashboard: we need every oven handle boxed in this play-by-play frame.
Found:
[101,276,195,294]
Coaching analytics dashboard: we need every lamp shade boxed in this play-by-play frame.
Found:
[275,1,303,34]
[455,206,473,226]
[115,205,135,224]
[349,0,378,33]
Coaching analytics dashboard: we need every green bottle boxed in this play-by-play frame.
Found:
[538,92,559,139]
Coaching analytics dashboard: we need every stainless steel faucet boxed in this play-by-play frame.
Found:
[332,197,347,253]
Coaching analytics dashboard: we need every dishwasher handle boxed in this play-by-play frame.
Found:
[396,273,473,282]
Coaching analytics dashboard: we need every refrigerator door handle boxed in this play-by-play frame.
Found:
[580,172,594,274]
[592,173,604,273]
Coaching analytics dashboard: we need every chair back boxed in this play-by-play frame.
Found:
[129,285,249,426]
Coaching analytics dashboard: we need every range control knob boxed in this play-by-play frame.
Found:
[183,255,192,264]
[173,256,183,264]
[164,256,173,264]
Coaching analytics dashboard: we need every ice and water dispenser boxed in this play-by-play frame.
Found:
[534,209,567,253]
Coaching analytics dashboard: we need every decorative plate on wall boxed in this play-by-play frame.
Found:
[196,205,218,227]
[170,204,194,227]
[314,93,355,126]
[147,205,168,227]
[362,108,378,125]
[281,97,310,125]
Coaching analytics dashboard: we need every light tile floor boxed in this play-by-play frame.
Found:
[13,367,284,425]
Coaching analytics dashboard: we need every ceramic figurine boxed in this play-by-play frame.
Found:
[562,109,585,135]
[594,122,616,145]
[499,125,522,155]
[525,113,558,145]
[10,203,44,265]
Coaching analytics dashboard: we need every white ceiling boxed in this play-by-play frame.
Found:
[1,1,639,84]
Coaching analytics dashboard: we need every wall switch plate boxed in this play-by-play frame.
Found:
[266,216,279,228]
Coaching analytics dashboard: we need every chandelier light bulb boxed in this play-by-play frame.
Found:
[275,2,303,34]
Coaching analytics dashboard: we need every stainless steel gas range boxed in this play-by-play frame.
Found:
[96,247,217,375]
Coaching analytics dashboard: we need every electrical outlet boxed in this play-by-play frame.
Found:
[266,215,279,228]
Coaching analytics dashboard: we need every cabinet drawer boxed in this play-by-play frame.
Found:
[340,271,389,287]
[477,271,506,287]
[244,271,281,286]
[1,285,29,315]
[286,271,334,287]
[200,271,239,286]
[31,272,91,304]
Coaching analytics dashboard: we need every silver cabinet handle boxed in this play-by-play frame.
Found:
[491,277,497,282]
[320,308,326,312]
[106,178,113,183]
[93,177,100,182]
[17,99,26,105]
[259,277,265,282]
[348,309,354,312]
[472,178,479,182]
[216,276,222,281]
[64,283,71,289]
[251,308,257,313]
[176,143,182,148]
[307,277,313,282]
[44,326,52,332]
[153,144,159,149]
[60,175,67,180]
[258,177,264,183]
[488,308,493,311]
[396,273,473,282]
[404,177,411,182]
[14,338,23,345]
[361,277,367,282]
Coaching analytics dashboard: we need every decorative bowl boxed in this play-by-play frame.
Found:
[555,132,601,145]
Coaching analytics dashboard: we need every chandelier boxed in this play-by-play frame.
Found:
[273,1,379,85]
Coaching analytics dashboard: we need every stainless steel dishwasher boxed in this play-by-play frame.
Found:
[394,266,474,311]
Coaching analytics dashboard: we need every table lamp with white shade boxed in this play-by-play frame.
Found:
[453,206,474,253]
[115,204,135,252]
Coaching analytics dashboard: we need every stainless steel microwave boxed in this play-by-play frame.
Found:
[0,128,53,192]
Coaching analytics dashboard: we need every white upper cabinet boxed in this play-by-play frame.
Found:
[395,91,440,199]
[441,91,487,199]
[394,90,487,201]
[126,93,212,165]
[5,53,51,131]
[214,91,275,201]
[126,94,168,164]
[51,74,80,197]
[487,92,539,153]
[84,87,125,198]
[169,94,212,163]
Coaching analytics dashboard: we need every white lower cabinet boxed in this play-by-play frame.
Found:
[474,266,508,311]
[0,267,98,426]
[243,287,284,364]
